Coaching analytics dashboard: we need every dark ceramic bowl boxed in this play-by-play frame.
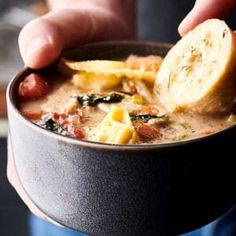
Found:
[7,41,236,236]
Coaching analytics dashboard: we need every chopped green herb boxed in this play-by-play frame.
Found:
[76,93,124,106]
[130,114,167,123]
[39,118,66,134]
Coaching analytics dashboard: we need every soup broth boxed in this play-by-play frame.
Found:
[18,55,236,144]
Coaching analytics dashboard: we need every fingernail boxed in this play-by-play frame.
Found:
[26,35,51,62]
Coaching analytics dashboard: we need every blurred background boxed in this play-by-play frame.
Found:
[1,0,236,235]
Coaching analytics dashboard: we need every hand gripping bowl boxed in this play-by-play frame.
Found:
[7,41,236,236]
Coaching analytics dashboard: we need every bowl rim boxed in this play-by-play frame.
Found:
[7,40,236,151]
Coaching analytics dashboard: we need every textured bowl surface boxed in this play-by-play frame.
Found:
[7,41,236,236]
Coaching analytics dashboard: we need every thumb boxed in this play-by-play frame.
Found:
[178,0,236,36]
[19,7,133,69]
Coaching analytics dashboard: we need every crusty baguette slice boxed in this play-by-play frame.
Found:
[156,19,236,114]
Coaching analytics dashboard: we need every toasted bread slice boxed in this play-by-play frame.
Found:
[156,19,236,114]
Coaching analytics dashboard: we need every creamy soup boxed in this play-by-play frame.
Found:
[18,55,236,144]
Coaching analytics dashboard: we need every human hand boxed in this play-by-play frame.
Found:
[179,0,236,35]
[19,0,136,69]
[10,0,136,222]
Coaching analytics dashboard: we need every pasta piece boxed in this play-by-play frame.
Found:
[59,58,161,86]
[58,59,126,75]
[89,106,138,144]
[72,72,121,91]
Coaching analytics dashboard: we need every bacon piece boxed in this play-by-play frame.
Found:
[51,112,60,120]
[67,125,85,139]
[136,123,161,140]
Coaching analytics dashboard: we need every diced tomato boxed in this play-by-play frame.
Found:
[18,73,49,100]
[51,112,60,120]
[49,113,70,128]
[136,123,160,140]
[67,125,85,139]
[22,111,42,120]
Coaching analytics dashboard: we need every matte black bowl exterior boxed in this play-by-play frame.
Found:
[7,41,236,236]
